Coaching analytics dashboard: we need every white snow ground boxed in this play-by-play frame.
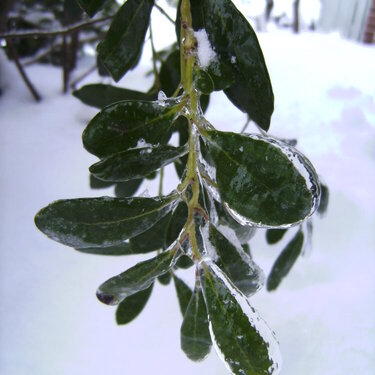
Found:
[0,19,375,375]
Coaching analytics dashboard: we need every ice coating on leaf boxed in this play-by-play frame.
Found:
[199,223,219,262]
[302,219,313,257]
[195,29,217,69]
[157,90,167,106]
[200,262,282,375]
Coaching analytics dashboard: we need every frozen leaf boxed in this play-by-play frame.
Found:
[200,262,281,375]
[35,193,179,249]
[181,284,212,361]
[75,242,133,256]
[90,144,188,182]
[116,283,154,325]
[97,248,180,305]
[83,99,181,158]
[173,274,193,316]
[267,230,304,291]
[317,183,329,216]
[114,179,143,198]
[203,130,320,227]
[97,0,154,81]
[266,229,287,245]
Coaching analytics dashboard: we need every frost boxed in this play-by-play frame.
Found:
[195,29,217,68]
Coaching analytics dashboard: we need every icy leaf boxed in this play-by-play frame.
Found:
[201,0,273,130]
[200,262,281,375]
[34,193,179,249]
[89,174,114,189]
[77,0,106,17]
[317,183,329,216]
[181,284,212,361]
[202,224,264,297]
[266,229,287,245]
[173,117,189,179]
[116,283,154,325]
[165,202,188,248]
[83,99,180,158]
[97,0,154,81]
[173,274,193,316]
[129,212,172,253]
[90,144,188,182]
[114,179,143,198]
[203,130,320,227]
[267,230,304,291]
[195,69,215,95]
[97,248,180,305]
[75,242,133,256]
[158,272,172,285]
[73,84,153,109]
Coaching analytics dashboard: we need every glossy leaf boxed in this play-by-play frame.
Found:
[165,202,188,248]
[96,248,179,305]
[173,117,189,179]
[181,285,212,362]
[195,69,214,95]
[75,242,133,256]
[200,263,280,375]
[130,212,172,253]
[176,255,194,269]
[158,272,172,285]
[35,194,178,249]
[201,0,273,130]
[90,174,114,189]
[83,99,180,158]
[76,0,106,16]
[173,274,193,316]
[97,0,154,81]
[116,283,154,325]
[90,144,188,182]
[203,130,320,227]
[159,49,181,97]
[73,84,153,109]
[266,229,287,245]
[203,224,263,297]
[267,230,304,291]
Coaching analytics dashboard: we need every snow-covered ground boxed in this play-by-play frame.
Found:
[0,12,374,375]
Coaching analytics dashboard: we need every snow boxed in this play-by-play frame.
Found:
[195,29,217,69]
[1,19,375,375]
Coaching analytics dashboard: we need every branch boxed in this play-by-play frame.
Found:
[0,15,112,39]
[154,4,175,25]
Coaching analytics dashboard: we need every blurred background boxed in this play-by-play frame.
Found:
[0,1,374,374]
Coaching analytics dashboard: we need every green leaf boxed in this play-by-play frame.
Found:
[90,174,114,189]
[83,99,181,158]
[203,224,263,297]
[173,274,193,316]
[165,202,188,248]
[181,284,212,362]
[90,144,188,182]
[317,183,329,216]
[129,212,172,253]
[176,255,194,269]
[267,230,304,291]
[158,272,171,285]
[266,229,287,244]
[173,117,189,179]
[73,84,153,109]
[200,262,280,375]
[195,69,214,95]
[116,283,154,325]
[203,130,319,227]
[201,0,273,130]
[76,0,106,17]
[114,179,143,197]
[96,248,180,305]
[97,0,154,81]
[35,193,179,249]
[75,242,133,256]
[159,49,181,97]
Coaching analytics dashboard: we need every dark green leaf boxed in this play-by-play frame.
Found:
[203,130,319,227]
[242,243,251,257]
[267,230,304,291]
[317,183,329,216]
[35,193,179,249]
[83,99,181,158]
[176,255,194,269]
[165,202,188,248]
[195,69,214,95]
[96,248,180,305]
[76,0,106,17]
[114,179,143,197]
[266,229,287,244]
[201,0,273,130]
[159,49,180,97]
[73,84,153,109]
[200,263,280,375]
[173,274,193,316]
[174,117,189,178]
[90,174,114,189]
[204,224,262,296]
[116,283,154,325]
[75,242,133,255]
[130,212,172,253]
[158,271,171,285]
[181,284,212,362]
[90,144,188,182]
[97,0,154,81]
